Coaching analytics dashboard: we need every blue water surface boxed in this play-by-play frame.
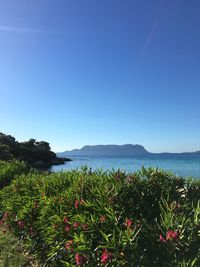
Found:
[52,154,200,178]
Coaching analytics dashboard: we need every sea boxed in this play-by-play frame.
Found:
[51,154,200,178]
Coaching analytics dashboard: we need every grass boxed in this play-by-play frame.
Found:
[0,226,41,267]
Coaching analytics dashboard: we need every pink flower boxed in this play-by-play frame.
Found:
[74,200,79,209]
[63,216,69,224]
[75,253,87,266]
[0,220,4,226]
[101,249,112,264]
[65,223,71,232]
[159,235,166,242]
[125,219,132,228]
[166,230,179,241]
[73,222,80,229]
[65,240,73,250]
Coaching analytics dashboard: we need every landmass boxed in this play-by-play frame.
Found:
[0,132,71,168]
[58,144,200,157]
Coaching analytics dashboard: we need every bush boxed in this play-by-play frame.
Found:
[0,167,200,266]
[0,160,30,189]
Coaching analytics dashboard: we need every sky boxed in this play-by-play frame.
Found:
[0,0,200,153]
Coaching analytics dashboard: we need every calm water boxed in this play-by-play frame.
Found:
[51,154,200,178]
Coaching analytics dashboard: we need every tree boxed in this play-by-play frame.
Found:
[36,141,51,151]
[0,144,12,160]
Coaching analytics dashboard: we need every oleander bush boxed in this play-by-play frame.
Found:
[0,162,200,266]
[0,160,30,189]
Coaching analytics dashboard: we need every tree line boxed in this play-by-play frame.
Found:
[0,132,58,166]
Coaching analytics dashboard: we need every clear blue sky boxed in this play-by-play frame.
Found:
[0,0,199,152]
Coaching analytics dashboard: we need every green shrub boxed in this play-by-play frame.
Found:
[0,167,200,266]
[0,160,30,189]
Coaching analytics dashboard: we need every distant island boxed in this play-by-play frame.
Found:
[58,144,149,156]
[58,144,200,157]
[0,132,71,168]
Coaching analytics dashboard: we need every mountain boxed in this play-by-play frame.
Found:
[57,145,200,158]
[58,144,150,156]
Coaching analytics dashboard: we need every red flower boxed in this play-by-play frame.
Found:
[73,222,80,229]
[0,220,4,226]
[65,223,71,232]
[159,235,166,242]
[100,215,106,223]
[63,216,69,224]
[65,240,73,250]
[125,218,132,228]
[166,230,178,241]
[101,249,112,264]
[75,253,87,266]
[74,200,79,209]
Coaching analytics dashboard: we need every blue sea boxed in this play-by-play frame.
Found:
[52,154,200,178]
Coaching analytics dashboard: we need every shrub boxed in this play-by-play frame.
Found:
[0,160,30,189]
[0,167,200,266]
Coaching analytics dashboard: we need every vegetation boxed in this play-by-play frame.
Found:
[0,224,41,267]
[0,161,200,266]
[0,160,30,189]
[0,132,70,168]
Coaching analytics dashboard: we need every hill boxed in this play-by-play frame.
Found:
[58,144,150,156]
[0,132,71,167]
[58,145,200,157]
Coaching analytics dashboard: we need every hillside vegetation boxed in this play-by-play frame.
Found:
[0,132,70,168]
[0,161,200,266]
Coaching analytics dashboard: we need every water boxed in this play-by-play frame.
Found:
[51,154,200,178]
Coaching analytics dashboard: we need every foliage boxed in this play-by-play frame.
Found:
[0,132,59,166]
[0,225,41,267]
[0,160,30,189]
[0,163,200,266]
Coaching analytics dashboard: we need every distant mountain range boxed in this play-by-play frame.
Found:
[57,144,200,157]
